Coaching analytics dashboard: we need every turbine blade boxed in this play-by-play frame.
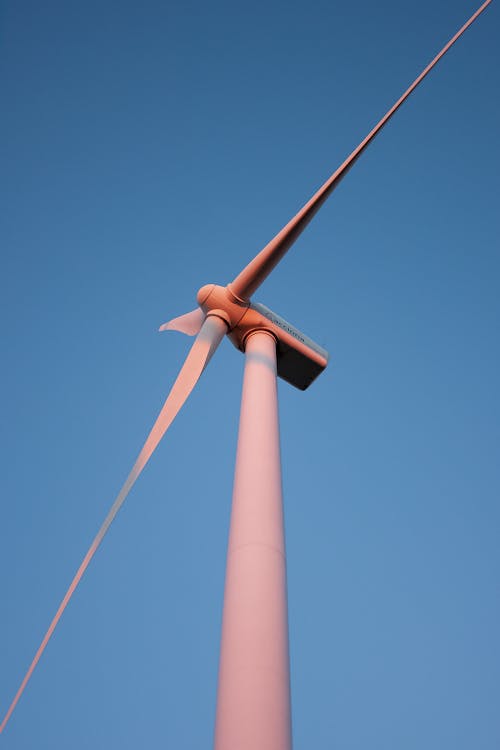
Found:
[0,314,227,735]
[229,0,492,300]
[159,308,205,336]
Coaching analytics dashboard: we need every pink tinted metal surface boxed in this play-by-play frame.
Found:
[159,308,205,336]
[229,0,493,301]
[0,315,227,735]
[214,331,292,750]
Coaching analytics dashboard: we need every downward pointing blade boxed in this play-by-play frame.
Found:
[0,314,228,735]
[229,0,492,301]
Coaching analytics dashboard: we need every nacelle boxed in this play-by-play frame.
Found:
[197,284,329,390]
[229,302,328,390]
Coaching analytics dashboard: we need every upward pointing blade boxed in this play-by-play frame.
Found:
[0,314,227,735]
[229,0,492,301]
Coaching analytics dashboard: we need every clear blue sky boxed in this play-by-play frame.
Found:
[1,1,499,747]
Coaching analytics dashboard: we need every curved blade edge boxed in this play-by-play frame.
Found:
[159,308,205,336]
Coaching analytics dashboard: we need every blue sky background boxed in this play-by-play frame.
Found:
[1,1,499,747]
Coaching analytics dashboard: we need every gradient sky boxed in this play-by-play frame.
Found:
[1,1,499,747]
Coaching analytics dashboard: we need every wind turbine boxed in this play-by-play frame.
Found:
[0,0,493,745]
